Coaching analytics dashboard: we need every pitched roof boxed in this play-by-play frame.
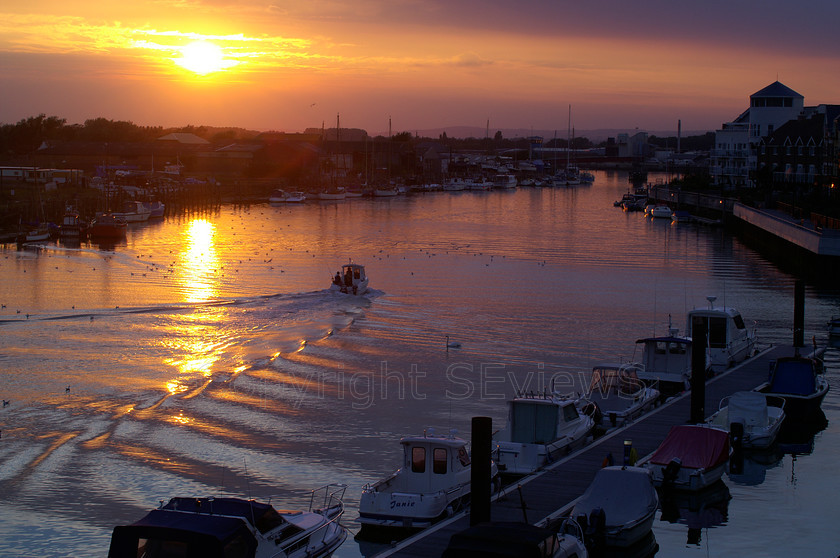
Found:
[157,132,210,144]
[751,81,803,99]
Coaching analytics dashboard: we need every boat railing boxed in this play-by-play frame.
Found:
[308,482,348,513]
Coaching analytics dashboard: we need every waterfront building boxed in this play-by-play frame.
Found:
[711,81,810,189]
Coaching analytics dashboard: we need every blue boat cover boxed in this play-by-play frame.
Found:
[770,358,817,395]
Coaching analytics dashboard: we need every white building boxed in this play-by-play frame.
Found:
[711,81,804,188]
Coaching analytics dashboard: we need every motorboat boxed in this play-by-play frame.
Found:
[492,174,518,189]
[442,520,588,558]
[330,261,369,295]
[318,187,346,200]
[111,200,152,222]
[575,363,660,429]
[571,466,658,549]
[270,189,307,203]
[89,213,128,239]
[358,433,500,532]
[494,394,594,476]
[373,186,399,197]
[23,223,51,242]
[107,484,348,558]
[644,424,730,491]
[59,207,88,239]
[442,177,469,191]
[143,200,166,217]
[650,204,673,219]
[756,355,829,421]
[707,391,786,449]
[633,329,695,396]
[686,296,756,372]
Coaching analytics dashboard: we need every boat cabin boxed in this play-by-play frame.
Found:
[506,397,581,445]
[635,333,694,393]
[400,436,471,493]
[331,262,369,294]
[686,298,755,371]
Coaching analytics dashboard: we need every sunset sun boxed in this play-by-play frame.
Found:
[175,41,232,75]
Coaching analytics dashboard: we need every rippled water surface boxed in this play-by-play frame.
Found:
[1,171,839,557]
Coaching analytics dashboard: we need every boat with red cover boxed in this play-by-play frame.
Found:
[644,424,729,491]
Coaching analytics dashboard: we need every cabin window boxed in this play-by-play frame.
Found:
[411,447,426,473]
[563,404,580,422]
[511,401,558,444]
[732,314,746,329]
[433,448,448,474]
[457,446,471,467]
[708,317,728,348]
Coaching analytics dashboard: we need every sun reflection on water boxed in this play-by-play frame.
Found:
[178,219,219,303]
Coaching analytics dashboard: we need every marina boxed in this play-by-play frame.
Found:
[0,170,838,557]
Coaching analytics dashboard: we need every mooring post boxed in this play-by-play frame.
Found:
[794,279,805,348]
[470,416,492,526]
[690,316,707,424]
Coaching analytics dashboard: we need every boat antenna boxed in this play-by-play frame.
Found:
[244,458,258,530]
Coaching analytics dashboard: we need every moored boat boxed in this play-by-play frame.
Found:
[358,433,499,532]
[571,466,658,549]
[494,394,594,476]
[634,329,695,397]
[89,213,128,239]
[644,424,730,491]
[107,484,348,558]
[59,207,88,239]
[442,519,588,558]
[330,261,369,295]
[686,296,756,373]
[650,204,673,219]
[756,355,829,421]
[111,200,151,222]
[492,174,517,189]
[575,363,660,429]
[707,391,786,449]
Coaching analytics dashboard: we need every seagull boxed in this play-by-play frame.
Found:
[446,335,461,349]
[65,386,70,393]
[2,400,9,407]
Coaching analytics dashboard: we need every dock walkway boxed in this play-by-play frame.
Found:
[378,344,795,557]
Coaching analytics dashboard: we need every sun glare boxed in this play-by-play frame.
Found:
[176,41,231,75]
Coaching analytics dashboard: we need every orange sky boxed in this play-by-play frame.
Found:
[1,1,838,136]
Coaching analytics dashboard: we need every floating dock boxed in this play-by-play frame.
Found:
[377,344,801,557]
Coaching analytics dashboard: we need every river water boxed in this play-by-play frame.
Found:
[0,171,838,557]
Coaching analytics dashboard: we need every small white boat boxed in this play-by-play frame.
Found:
[707,391,785,449]
[318,187,346,200]
[270,189,307,203]
[633,328,695,396]
[686,296,756,373]
[576,364,660,429]
[111,200,151,222]
[443,519,588,558]
[373,185,399,197]
[442,177,469,191]
[645,424,730,491]
[358,433,499,531]
[143,200,166,217]
[571,466,658,548]
[494,394,594,476]
[23,224,51,242]
[650,204,673,219]
[492,174,518,189]
[330,261,369,295]
[107,484,348,558]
